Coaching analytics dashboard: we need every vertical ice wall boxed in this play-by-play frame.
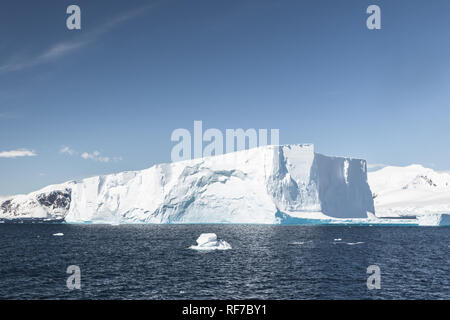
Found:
[268,145,373,219]
[312,154,374,218]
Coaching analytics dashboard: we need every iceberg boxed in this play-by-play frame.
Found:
[189,233,232,250]
[0,144,375,224]
[417,213,450,226]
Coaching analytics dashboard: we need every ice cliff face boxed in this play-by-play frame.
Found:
[0,145,374,223]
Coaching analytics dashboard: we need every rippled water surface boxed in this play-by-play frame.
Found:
[0,224,448,299]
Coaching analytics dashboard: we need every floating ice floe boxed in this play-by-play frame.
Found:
[189,233,231,251]
[346,242,364,245]
[333,240,364,245]
[289,240,312,245]
[52,233,64,236]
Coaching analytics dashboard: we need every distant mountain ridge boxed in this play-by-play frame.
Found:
[369,164,450,217]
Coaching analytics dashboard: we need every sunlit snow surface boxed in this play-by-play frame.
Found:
[369,165,450,217]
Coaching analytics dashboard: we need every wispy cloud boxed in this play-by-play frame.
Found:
[81,151,122,163]
[0,5,152,74]
[60,145,76,156]
[61,146,122,163]
[367,163,389,170]
[0,148,37,158]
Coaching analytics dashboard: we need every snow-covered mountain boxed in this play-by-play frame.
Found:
[0,144,374,223]
[369,164,450,218]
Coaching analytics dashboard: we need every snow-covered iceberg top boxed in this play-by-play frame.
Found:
[0,144,375,224]
[189,233,232,250]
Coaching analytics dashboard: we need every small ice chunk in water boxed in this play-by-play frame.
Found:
[196,233,217,246]
[289,240,312,245]
[53,233,64,236]
[190,233,231,250]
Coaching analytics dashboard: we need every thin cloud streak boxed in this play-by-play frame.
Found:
[367,163,389,170]
[61,146,122,163]
[0,149,37,158]
[0,5,152,74]
[60,146,76,156]
[81,151,122,163]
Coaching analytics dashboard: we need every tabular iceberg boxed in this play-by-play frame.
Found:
[0,144,375,224]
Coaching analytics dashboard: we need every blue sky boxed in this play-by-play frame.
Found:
[1,0,450,195]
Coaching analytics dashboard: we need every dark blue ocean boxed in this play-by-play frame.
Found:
[0,224,448,299]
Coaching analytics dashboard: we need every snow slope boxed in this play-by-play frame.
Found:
[369,164,450,217]
[0,144,374,223]
[0,182,72,220]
